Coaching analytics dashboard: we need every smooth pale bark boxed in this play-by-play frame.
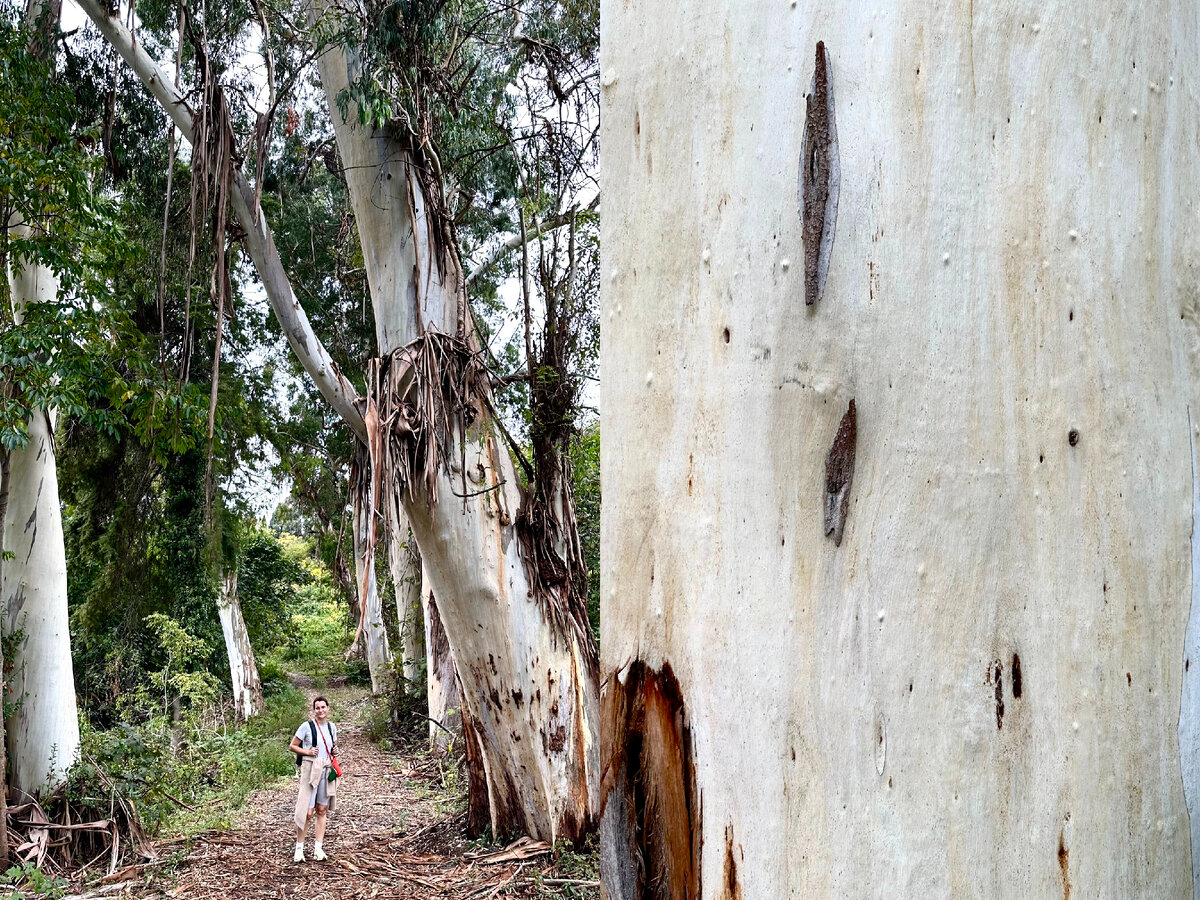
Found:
[351,487,391,693]
[217,570,263,721]
[601,3,1200,897]
[0,0,80,801]
[2,258,80,796]
[422,571,461,751]
[314,31,598,841]
[384,507,425,686]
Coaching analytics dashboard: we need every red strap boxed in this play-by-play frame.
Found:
[317,722,334,758]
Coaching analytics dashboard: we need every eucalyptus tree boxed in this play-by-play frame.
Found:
[0,0,112,794]
[79,0,601,840]
[601,3,1200,897]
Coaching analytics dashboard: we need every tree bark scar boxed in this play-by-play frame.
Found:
[990,659,1005,729]
[824,398,857,546]
[1058,829,1071,899]
[799,41,839,307]
[722,825,743,899]
[600,661,700,900]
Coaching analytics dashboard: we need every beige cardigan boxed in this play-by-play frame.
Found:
[293,757,338,829]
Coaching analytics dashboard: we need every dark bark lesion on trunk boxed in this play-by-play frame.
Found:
[600,661,700,900]
[800,40,839,308]
[824,398,856,546]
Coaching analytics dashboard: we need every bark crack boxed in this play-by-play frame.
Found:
[823,399,857,546]
[799,41,840,307]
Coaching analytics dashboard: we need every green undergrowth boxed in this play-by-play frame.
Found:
[68,682,309,839]
[260,548,367,685]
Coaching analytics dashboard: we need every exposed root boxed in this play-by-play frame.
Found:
[6,762,152,882]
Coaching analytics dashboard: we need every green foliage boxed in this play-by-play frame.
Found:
[67,683,309,837]
[235,527,304,650]
[0,10,207,455]
[142,612,221,714]
[0,862,67,900]
[260,539,355,677]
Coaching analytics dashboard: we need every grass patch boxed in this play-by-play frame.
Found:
[261,588,369,684]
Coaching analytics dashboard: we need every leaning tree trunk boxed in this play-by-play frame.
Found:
[78,0,598,843]
[217,570,264,721]
[601,3,1200,897]
[423,576,461,752]
[2,260,80,797]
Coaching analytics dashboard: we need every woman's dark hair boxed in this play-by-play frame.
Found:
[312,696,328,708]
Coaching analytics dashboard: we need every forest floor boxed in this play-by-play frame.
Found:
[66,683,598,900]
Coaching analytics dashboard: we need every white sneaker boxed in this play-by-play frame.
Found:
[293,844,305,863]
[312,844,327,861]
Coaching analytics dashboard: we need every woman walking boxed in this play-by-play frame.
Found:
[288,695,338,862]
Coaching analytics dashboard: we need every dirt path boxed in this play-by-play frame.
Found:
[127,687,597,900]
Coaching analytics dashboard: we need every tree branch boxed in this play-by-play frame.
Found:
[465,192,598,286]
[74,0,368,443]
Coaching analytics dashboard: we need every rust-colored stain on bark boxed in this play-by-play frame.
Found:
[1011,652,1023,698]
[600,661,700,900]
[824,399,857,546]
[721,826,743,899]
[1058,829,1071,899]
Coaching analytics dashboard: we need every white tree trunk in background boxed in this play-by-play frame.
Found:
[217,571,263,721]
[2,259,80,796]
[385,494,425,686]
[422,572,461,752]
[601,2,1200,897]
[352,488,391,694]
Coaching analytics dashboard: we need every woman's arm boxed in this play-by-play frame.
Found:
[288,736,317,756]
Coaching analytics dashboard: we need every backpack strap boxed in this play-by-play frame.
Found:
[308,719,317,748]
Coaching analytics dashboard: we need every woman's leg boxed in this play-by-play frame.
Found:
[314,804,328,842]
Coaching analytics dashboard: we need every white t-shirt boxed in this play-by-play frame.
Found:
[294,720,337,766]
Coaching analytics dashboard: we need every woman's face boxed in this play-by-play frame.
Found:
[313,700,329,721]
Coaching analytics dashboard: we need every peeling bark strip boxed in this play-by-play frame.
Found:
[799,41,839,306]
[824,399,857,546]
[600,662,700,900]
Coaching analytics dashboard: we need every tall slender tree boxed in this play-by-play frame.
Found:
[0,0,82,795]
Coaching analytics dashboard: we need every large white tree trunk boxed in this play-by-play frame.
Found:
[422,571,461,751]
[313,30,598,842]
[601,3,1200,897]
[217,570,263,721]
[2,258,79,795]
